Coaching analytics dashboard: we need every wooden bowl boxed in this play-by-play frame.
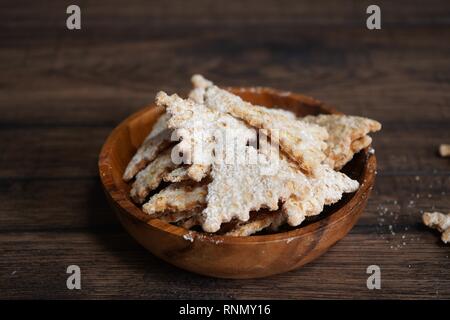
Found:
[99,87,376,279]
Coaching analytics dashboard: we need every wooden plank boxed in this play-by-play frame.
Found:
[0,231,448,299]
[0,28,449,126]
[0,127,109,178]
[0,175,448,236]
[0,178,118,232]
[0,123,448,179]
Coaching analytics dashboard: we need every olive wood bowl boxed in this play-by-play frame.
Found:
[98,87,376,279]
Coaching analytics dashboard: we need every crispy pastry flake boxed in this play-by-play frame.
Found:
[142,182,207,216]
[225,211,285,237]
[123,121,172,182]
[439,144,450,157]
[155,91,256,178]
[191,75,297,120]
[130,148,178,203]
[423,211,450,243]
[163,166,190,183]
[303,114,381,169]
[148,112,170,138]
[190,75,328,175]
[203,145,359,233]
[163,165,211,183]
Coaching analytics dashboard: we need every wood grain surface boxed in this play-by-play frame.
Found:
[0,0,449,299]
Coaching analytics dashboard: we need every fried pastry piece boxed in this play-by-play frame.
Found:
[130,148,178,204]
[142,182,208,216]
[198,79,328,175]
[225,211,285,237]
[190,75,297,120]
[148,112,170,138]
[123,129,172,182]
[155,91,256,179]
[439,144,450,157]
[261,106,297,120]
[158,210,201,224]
[157,90,358,232]
[423,211,450,244]
[123,113,172,181]
[281,164,359,226]
[163,165,211,183]
[203,145,359,232]
[163,166,190,183]
[303,114,381,169]
[350,136,372,155]
[189,75,213,103]
[185,164,211,182]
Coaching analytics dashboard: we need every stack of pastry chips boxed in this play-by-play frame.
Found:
[123,75,381,236]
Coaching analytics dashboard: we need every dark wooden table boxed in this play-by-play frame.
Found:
[1,0,449,299]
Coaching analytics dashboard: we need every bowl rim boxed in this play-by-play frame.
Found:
[98,87,376,245]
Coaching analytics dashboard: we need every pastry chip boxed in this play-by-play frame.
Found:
[142,182,207,216]
[190,75,297,120]
[155,91,256,176]
[148,112,170,139]
[123,128,172,182]
[303,114,381,169]
[225,211,285,237]
[350,136,372,155]
[262,106,297,120]
[130,148,178,204]
[281,164,359,226]
[439,144,450,157]
[164,165,211,183]
[423,211,450,243]
[185,164,211,182]
[163,166,190,183]
[198,80,328,175]
[189,75,213,104]
[202,145,359,232]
